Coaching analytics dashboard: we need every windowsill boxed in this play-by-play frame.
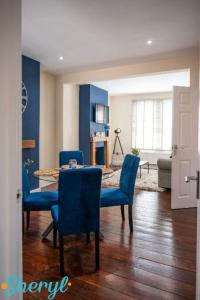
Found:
[140,150,171,154]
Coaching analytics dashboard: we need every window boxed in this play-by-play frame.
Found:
[132,99,172,151]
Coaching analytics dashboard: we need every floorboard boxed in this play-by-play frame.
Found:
[23,189,196,300]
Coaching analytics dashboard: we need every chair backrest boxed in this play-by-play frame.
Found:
[119,154,140,203]
[58,168,102,236]
[22,165,30,199]
[59,150,84,167]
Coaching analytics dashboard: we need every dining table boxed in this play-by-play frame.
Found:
[34,165,114,239]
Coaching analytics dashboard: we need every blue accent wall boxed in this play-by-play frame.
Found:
[79,84,108,165]
[79,85,91,164]
[90,85,108,141]
[22,56,40,190]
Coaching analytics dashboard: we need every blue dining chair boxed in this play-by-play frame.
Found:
[101,154,140,232]
[22,165,58,231]
[51,168,102,276]
[59,150,84,166]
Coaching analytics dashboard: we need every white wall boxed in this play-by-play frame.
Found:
[40,71,57,169]
[110,92,172,164]
[63,84,79,150]
[0,1,22,299]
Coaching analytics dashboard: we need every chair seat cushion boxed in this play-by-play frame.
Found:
[100,188,129,207]
[24,191,58,211]
[51,205,59,226]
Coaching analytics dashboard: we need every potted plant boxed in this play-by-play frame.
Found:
[131,148,140,156]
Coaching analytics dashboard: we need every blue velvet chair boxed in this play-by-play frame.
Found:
[22,165,58,230]
[59,150,84,166]
[51,168,102,276]
[101,154,140,232]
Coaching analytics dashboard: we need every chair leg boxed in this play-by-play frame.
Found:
[26,210,30,230]
[121,205,125,222]
[53,224,57,248]
[95,231,100,270]
[128,205,133,232]
[59,235,64,277]
[86,232,90,244]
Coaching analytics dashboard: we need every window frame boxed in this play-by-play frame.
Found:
[132,98,172,152]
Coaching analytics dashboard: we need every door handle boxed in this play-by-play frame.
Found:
[185,175,198,182]
[185,171,200,198]
[16,189,22,203]
[171,145,185,157]
[172,144,178,157]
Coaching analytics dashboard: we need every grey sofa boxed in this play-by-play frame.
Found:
[157,158,171,189]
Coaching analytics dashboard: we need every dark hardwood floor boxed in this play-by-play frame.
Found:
[23,189,197,300]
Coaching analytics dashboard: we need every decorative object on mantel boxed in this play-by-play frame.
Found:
[22,140,36,149]
[104,124,110,137]
[94,131,106,137]
[90,136,110,168]
[102,168,166,192]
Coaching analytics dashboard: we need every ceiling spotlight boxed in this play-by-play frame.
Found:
[147,40,153,45]
[59,56,64,60]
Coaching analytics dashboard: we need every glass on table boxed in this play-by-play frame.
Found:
[68,159,77,169]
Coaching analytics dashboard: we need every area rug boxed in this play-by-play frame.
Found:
[102,168,166,192]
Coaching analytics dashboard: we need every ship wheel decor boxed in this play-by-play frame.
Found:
[22,81,28,113]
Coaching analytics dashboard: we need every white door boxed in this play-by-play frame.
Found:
[184,105,200,299]
[171,86,198,209]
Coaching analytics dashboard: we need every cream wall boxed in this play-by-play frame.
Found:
[63,84,79,151]
[110,92,172,164]
[40,71,57,171]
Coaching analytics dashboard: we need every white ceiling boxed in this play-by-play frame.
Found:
[92,70,190,95]
[22,0,199,74]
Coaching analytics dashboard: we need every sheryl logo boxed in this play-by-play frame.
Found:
[1,275,71,299]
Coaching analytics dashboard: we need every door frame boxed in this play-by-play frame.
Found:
[0,1,22,300]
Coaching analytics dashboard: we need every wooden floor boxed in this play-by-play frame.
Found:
[23,189,197,300]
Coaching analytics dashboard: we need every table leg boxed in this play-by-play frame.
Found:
[148,162,150,173]
[42,221,54,239]
[140,166,142,178]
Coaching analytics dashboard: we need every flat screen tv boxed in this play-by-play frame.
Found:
[95,103,109,124]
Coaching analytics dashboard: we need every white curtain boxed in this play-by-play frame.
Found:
[132,99,172,151]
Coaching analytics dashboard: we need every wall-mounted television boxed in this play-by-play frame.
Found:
[95,103,109,124]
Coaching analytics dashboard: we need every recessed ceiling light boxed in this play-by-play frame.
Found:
[147,40,153,45]
[59,56,64,60]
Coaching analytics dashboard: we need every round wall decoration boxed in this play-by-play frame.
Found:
[22,81,28,113]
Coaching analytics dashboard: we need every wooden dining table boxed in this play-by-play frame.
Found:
[34,165,114,239]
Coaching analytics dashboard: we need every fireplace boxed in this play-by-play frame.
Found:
[90,136,110,168]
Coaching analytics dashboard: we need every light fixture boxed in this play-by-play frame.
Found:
[147,40,153,45]
[59,56,64,60]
